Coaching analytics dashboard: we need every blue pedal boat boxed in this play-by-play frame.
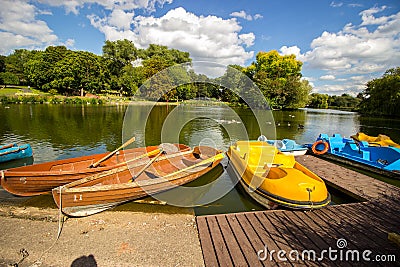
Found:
[309,134,400,179]
[0,143,33,163]
[257,135,308,156]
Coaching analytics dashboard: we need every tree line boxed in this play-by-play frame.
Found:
[308,93,361,110]
[0,40,310,108]
[308,67,400,117]
[1,39,398,115]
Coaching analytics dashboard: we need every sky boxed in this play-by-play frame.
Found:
[0,0,399,96]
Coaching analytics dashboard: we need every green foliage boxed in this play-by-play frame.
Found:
[0,72,19,86]
[242,50,306,109]
[308,93,329,108]
[0,55,6,73]
[308,93,360,110]
[359,67,400,116]
[2,44,315,107]
[328,94,361,109]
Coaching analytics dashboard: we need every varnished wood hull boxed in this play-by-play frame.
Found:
[1,144,190,196]
[52,146,224,217]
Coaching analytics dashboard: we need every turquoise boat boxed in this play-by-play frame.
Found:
[257,135,308,156]
[0,143,33,163]
[309,134,400,179]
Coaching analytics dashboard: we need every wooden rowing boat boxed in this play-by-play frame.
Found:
[0,143,33,163]
[52,146,224,217]
[227,141,330,209]
[0,144,190,196]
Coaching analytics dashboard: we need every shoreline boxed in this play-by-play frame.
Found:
[0,204,204,266]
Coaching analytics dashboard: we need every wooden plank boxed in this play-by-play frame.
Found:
[196,216,218,267]
[256,211,307,266]
[328,205,400,260]
[328,204,389,243]
[235,213,278,267]
[216,215,248,266]
[206,216,233,266]
[225,214,265,267]
[274,211,338,267]
[317,207,383,252]
[351,202,400,231]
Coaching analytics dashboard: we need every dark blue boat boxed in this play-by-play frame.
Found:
[309,134,400,178]
[0,143,33,163]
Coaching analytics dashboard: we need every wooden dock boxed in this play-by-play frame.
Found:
[196,155,400,266]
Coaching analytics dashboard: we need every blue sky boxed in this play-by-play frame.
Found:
[1,0,399,95]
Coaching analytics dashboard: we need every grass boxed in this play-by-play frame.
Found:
[0,88,22,96]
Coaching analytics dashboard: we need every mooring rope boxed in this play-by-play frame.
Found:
[25,186,66,267]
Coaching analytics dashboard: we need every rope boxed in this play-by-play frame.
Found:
[26,186,66,267]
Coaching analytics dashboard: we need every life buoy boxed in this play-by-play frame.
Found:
[311,140,329,155]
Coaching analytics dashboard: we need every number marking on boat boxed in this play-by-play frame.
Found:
[74,194,83,202]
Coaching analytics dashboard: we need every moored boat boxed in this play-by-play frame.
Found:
[258,135,307,156]
[52,146,224,217]
[0,143,33,163]
[227,140,330,209]
[351,132,400,148]
[0,142,190,196]
[309,134,400,178]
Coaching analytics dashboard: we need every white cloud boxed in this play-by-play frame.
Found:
[108,9,135,30]
[89,7,255,66]
[0,0,58,54]
[280,45,302,58]
[230,10,262,21]
[281,6,400,95]
[301,7,400,73]
[239,33,255,47]
[253,14,263,20]
[330,1,343,8]
[360,6,388,25]
[320,75,336,80]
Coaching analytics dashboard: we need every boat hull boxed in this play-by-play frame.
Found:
[1,144,190,196]
[0,143,33,163]
[52,146,224,217]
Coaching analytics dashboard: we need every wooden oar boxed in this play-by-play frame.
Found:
[89,136,136,168]
[63,148,161,189]
[131,149,165,181]
[61,148,194,189]
[162,152,225,179]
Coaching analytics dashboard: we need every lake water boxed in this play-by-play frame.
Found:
[1,103,399,215]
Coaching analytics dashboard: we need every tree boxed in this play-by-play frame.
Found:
[102,39,138,76]
[0,72,19,87]
[5,49,36,84]
[242,50,307,109]
[359,67,400,116]
[51,51,106,94]
[308,93,329,109]
[0,55,6,73]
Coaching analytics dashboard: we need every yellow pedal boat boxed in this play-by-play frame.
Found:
[351,132,400,148]
[227,141,331,209]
